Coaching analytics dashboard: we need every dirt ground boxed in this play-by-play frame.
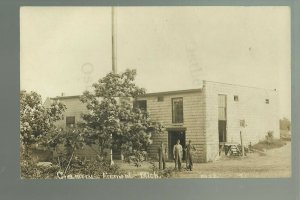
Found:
[117,141,291,178]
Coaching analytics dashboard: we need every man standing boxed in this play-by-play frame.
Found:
[173,139,183,171]
[158,142,167,170]
[185,140,196,171]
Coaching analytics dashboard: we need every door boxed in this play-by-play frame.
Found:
[218,120,227,142]
[218,95,227,143]
[168,131,186,160]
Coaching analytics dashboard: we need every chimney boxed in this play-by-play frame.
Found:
[61,92,65,97]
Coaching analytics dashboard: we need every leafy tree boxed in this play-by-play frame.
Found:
[43,127,85,176]
[20,90,66,149]
[280,117,291,131]
[80,69,163,164]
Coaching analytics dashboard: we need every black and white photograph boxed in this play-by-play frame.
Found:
[20,6,291,179]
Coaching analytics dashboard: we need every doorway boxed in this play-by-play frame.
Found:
[218,120,227,142]
[168,131,186,160]
[218,94,227,143]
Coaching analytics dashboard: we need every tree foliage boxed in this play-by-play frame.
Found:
[20,90,66,146]
[280,117,291,131]
[80,69,163,163]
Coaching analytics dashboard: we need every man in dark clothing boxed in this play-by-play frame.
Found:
[185,140,196,171]
[158,142,167,170]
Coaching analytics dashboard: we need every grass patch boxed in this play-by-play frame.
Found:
[252,139,287,151]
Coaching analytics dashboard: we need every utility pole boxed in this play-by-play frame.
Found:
[110,6,117,165]
[112,6,117,74]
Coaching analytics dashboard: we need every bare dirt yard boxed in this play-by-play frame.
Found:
[174,141,291,178]
[117,141,291,178]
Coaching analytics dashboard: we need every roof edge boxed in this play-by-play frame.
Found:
[51,95,81,100]
[140,88,203,97]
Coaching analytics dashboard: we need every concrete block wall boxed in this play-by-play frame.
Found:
[204,81,280,162]
[138,90,206,162]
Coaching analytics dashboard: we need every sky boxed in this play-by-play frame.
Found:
[20,7,291,119]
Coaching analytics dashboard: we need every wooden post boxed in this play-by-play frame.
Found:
[240,131,244,156]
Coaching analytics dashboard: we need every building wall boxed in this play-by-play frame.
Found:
[44,80,280,163]
[44,96,97,159]
[138,90,206,162]
[203,81,280,162]
[48,96,88,128]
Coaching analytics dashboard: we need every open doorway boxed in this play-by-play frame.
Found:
[168,131,186,160]
[218,94,227,143]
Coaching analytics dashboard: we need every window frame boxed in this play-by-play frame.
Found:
[133,100,147,111]
[66,116,75,127]
[234,95,239,102]
[218,94,227,120]
[265,99,270,104]
[172,97,184,123]
[157,96,164,102]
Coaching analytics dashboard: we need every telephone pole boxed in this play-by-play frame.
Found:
[112,6,117,74]
[110,6,117,165]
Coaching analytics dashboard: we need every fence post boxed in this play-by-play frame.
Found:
[240,131,244,156]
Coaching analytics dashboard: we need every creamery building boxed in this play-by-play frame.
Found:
[45,80,280,162]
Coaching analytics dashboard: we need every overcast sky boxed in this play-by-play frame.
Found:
[20,7,291,119]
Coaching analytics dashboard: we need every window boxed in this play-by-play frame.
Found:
[234,95,239,102]
[172,98,183,123]
[265,99,269,104]
[240,120,246,127]
[66,116,75,127]
[218,95,227,120]
[157,96,164,102]
[133,100,147,111]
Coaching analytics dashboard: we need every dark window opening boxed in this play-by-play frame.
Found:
[240,120,246,127]
[265,99,269,104]
[66,116,75,127]
[157,96,164,102]
[133,100,147,111]
[218,95,227,143]
[172,98,183,123]
[234,95,239,102]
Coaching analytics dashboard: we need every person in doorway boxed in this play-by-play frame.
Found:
[173,139,183,171]
[158,142,167,170]
[185,140,196,171]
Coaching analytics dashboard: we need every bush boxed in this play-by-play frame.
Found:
[21,153,124,179]
[21,159,60,179]
[265,131,274,145]
[64,158,124,178]
[149,159,174,178]
[252,138,286,151]
[124,150,148,167]
[157,167,175,178]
